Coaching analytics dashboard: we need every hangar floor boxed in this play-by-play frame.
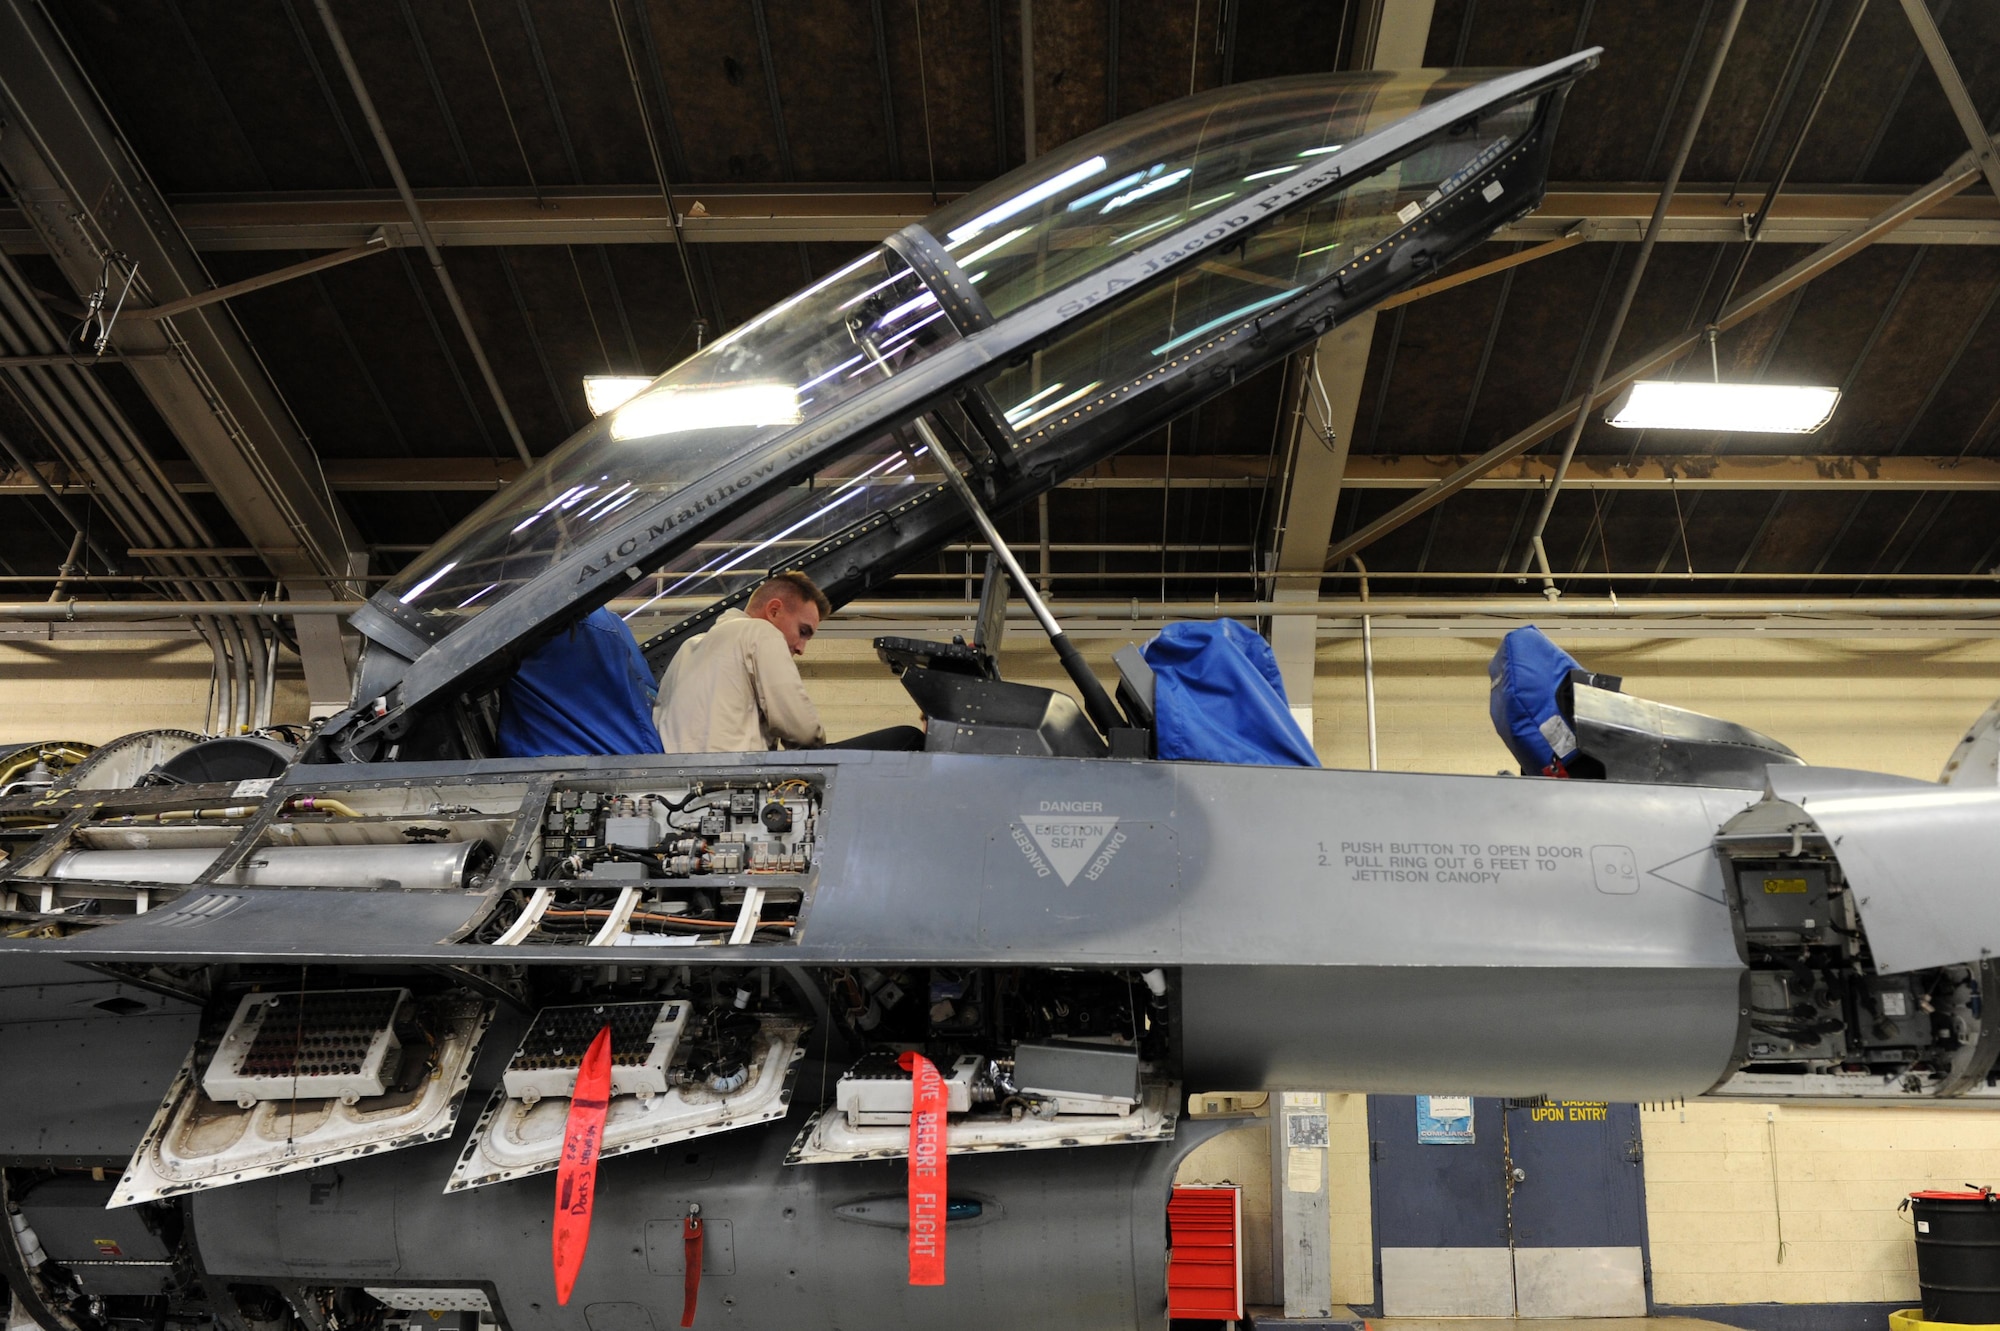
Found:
[1232,1315,1759,1330]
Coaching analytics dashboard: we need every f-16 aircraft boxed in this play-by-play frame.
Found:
[7,48,1999,1331]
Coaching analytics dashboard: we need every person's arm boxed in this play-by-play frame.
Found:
[746,623,825,748]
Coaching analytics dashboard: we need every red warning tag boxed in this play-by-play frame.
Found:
[552,1025,613,1306]
[898,1050,946,1286]
[680,1208,703,1327]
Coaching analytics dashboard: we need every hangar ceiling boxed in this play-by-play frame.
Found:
[0,0,1998,620]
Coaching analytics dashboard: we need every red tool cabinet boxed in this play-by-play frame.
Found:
[1166,1184,1243,1321]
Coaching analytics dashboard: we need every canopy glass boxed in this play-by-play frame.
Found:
[372,68,1539,646]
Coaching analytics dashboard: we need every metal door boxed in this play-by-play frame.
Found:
[1370,1097,1649,1318]
[1369,1096,1514,1316]
[1502,1100,1649,1316]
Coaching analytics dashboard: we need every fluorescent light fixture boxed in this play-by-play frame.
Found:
[584,376,655,416]
[1604,381,1840,434]
[610,383,802,441]
[946,155,1108,244]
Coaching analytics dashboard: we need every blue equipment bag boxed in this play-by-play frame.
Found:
[1488,625,1583,776]
[497,608,664,757]
[1140,619,1320,767]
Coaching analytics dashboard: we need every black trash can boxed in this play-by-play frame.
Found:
[1909,1188,2000,1324]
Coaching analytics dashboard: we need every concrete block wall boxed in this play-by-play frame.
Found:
[0,636,307,745]
[1175,1094,1373,1307]
[1643,1102,2000,1306]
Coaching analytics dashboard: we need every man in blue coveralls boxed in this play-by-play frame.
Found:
[494,606,663,757]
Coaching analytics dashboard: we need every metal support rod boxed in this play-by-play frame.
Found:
[1377,229,1587,310]
[122,238,388,322]
[1327,134,1992,571]
[0,353,169,367]
[1900,0,2000,203]
[1019,0,1036,162]
[1517,0,1750,585]
[851,335,1120,731]
[0,424,122,573]
[605,0,709,336]
[46,530,83,604]
[1354,556,1377,771]
[310,0,534,466]
[1708,0,1871,325]
[913,415,1124,735]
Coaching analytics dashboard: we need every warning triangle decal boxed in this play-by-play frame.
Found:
[1022,815,1119,886]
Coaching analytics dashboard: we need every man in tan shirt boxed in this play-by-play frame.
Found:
[655,571,829,752]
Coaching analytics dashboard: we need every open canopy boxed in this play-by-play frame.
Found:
[332,51,1596,757]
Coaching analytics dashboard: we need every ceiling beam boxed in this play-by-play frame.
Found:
[4,184,1994,254]
[0,0,357,583]
[1261,0,1438,734]
[6,452,1997,498]
[1899,0,2000,204]
[1325,135,1999,571]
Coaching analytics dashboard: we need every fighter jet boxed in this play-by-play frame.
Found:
[8,49,1997,1331]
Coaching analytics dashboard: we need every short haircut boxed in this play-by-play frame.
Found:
[751,569,831,619]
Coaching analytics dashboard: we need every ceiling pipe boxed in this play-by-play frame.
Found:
[310,0,534,466]
[10,597,2000,622]
[1516,0,1752,588]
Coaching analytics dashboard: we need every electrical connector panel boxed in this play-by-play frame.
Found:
[501,1000,689,1101]
[202,988,407,1106]
[482,776,825,949]
[536,781,819,883]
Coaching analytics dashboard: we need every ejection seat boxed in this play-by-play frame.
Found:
[1489,626,1802,789]
[871,556,1157,760]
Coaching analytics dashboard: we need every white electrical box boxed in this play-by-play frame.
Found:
[202,988,408,1107]
[836,1051,982,1126]
[501,1000,688,1102]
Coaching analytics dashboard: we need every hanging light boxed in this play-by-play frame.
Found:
[583,376,656,417]
[608,383,801,441]
[1604,328,1838,434]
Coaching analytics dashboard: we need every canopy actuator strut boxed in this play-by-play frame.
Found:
[852,343,1123,736]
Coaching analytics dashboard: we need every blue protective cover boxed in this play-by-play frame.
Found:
[1140,619,1320,767]
[497,608,664,757]
[1488,625,1582,775]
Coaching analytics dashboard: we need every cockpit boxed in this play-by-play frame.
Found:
[320,53,1597,764]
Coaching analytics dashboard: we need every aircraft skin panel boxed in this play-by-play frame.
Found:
[1764,767,2000,974]
[185,1101,1243,1331]
[0,1008,197,1160]
[1182,963,1743,1102]
[4,752,1753,974]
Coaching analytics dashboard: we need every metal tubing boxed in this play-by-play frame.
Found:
[310,0,534,466]
[49,841,491,891]
[257,630,278,730]
[1518,0,1751,582]
[13,595,2000,621]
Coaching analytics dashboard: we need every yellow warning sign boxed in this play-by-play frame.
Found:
[1764,878,1808,894]
[1527,1100,1609,1123]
